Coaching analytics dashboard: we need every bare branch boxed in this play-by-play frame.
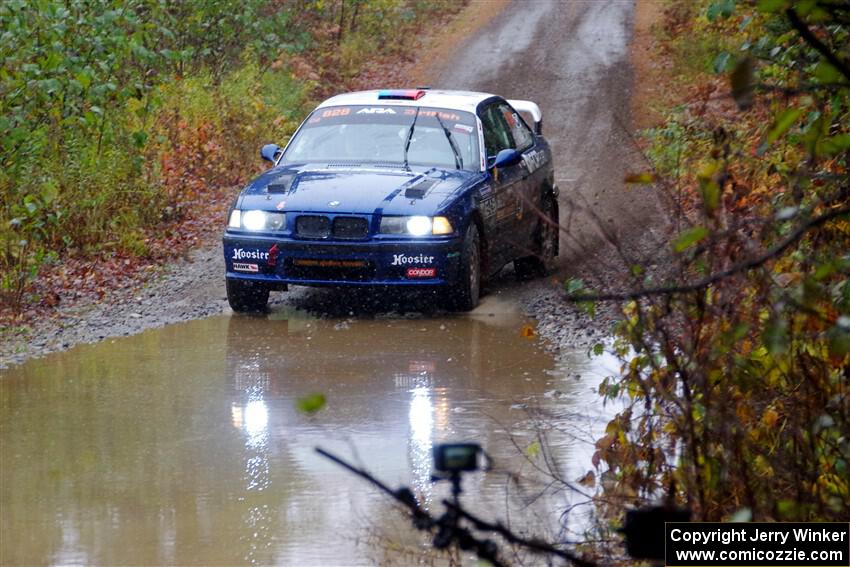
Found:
[316,447,426,510]
[444,501,597,567]
[564,204,850,302]
[786,8,850,83]
[317,447,600,567]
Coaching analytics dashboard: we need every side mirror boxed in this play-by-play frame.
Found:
[260,143,281,163]
[493,148,522,169]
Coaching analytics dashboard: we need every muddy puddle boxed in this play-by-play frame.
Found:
[0,296,618,566]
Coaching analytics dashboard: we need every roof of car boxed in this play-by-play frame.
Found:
[316,89,497,113]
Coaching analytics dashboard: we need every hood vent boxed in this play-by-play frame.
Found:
[404,179,438,200]
[267,175,294,194]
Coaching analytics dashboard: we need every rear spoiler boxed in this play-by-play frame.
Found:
[508,99,543,135]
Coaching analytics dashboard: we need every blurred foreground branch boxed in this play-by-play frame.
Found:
[315,447,597,567]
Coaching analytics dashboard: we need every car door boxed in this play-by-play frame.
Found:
[498,102,544,255]
[478,102,525,267]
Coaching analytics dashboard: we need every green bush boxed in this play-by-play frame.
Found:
[0,0,306,307]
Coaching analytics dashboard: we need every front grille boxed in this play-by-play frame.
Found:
[296,215,369,239]
[296,215,331,238]
[333,216,368,239]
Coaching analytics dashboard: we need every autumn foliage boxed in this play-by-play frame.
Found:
[579,0,849,525]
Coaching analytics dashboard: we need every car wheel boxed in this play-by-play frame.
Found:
[514,194,558,279]
[448,223,481,311]
[226,278,270,312]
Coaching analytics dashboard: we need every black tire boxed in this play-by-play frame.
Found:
[447,223,481,311]
[514,194,558,279]
[226,278,270,312]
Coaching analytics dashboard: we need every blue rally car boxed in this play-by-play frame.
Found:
[223,89,558,312]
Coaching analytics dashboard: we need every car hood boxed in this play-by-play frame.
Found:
[238,164,479,215]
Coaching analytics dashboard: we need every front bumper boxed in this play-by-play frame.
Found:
[223,234,463,288]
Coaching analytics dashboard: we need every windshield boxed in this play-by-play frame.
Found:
[281,105,481,171]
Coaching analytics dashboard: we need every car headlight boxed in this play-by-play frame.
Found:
[406,216,432,236]
[228,209,286,231]
[380,215,454,236]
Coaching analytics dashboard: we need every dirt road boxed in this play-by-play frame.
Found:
[1,0,665,367]
[428,0,665,346]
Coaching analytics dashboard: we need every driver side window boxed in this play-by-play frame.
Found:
[501,104,534,152]
[479,103,514,157]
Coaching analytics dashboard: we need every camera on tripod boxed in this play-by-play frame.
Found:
[433,443,481,473]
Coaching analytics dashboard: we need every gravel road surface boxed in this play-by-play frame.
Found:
[431,0,667,348]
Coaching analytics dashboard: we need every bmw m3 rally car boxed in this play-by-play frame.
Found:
[223,88,558,312]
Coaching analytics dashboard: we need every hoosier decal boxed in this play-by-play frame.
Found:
[391,253,435,266]
[232,248,269,261]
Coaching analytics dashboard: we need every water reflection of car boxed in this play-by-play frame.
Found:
[222,89,558,312]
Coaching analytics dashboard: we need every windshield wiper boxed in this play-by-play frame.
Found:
[434,113,463,170]
[403,107,420,171]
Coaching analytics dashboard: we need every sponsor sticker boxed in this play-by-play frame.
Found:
[407,267,436,278]
[522,149,546,173]
[321,107,351,118]
[391,254,435,266]
[233,262,259,273]
[403,108,462,121]
[480,197,497,218]
[232,248,269,261]
[356,107,396,114]
[293,259,366,268]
